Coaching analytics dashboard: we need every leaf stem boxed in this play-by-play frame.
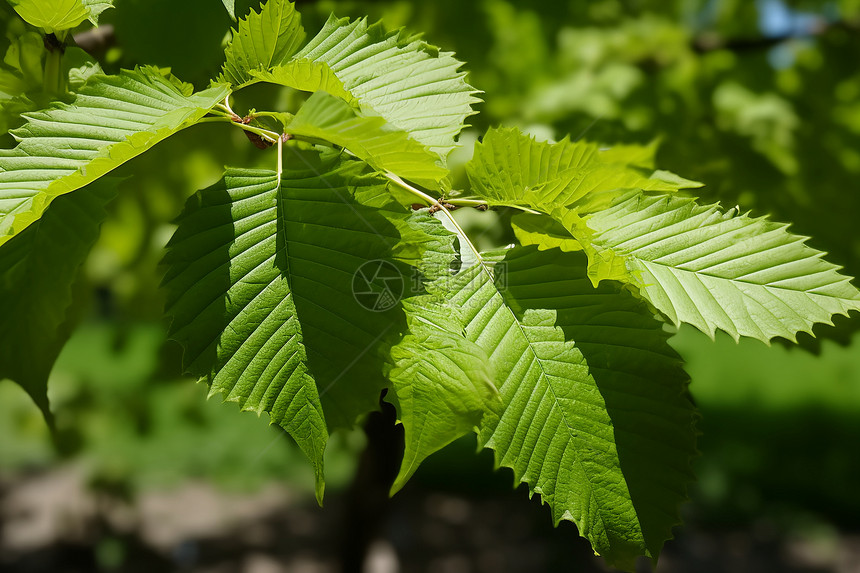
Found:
[384,173,494,277]
[277,133,283,178]
[218,94,237,117]
[241,123,281,144]
[43,44,63,96]
[445,197,541,215]
[207,108,281,144]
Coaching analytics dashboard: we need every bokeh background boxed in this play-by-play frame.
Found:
[2,0,860,571]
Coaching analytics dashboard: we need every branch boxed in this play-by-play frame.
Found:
[692,19,860,53]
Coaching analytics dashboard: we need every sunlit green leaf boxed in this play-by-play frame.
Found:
[163,152,418,500]
[466,127,700,214]
[387,296,499,495]
[9,0,114,33]
[0,66,229,247]
[510,212,583,252]
[249,59,357,105]
[440,245,695,568]
[585,191,860,342]
[219,0,305,88]
[287,91,448,189]
[221,0,235,19]
[293,14,480,158]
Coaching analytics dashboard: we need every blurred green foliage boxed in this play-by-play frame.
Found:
[1,320,362,494]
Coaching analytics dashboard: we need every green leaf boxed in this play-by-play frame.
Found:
[510,212,583,253]
[293,15,480,159]
[221,0,235,19]
[63,46,103,90]
[599,140,660,169]
[163,152,414,498]
[3,31,43,89]
[466,127,700,214]
[0,178,118,423]
[0,31,42,131]
[249,59,357,105]
[0,66,230,248]
[444,245,696,568]
[585,191,860,342]
[287,91,448,189]
[0,34,103,131]
[383,213,500,494]
[496,246,696,564]
[9,0,114,33]
[163,168,329,503]
[386,297,499,495]
[439,246,636,565]
[218,0,305,88]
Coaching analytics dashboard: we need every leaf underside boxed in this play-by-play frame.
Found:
[0,66,229,247]
[586,191,860,342]
[293,14,481,158]
[219,0,305,88]
[287,91,448,188]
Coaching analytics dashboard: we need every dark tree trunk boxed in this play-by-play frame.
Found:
[338,393,403,573]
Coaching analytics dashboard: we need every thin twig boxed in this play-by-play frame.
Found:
[384,172,495,279]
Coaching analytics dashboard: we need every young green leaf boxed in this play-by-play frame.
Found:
[0,66,229,248]
[9,0,114,34]
[249,59,357,105]
[218,0,305,88]
[466,126,700,214]
[510,212,583,253]
[0,31,42,131]
[293,15,480,158]
[0,178,118,423]
[386,297,499,495]
[287,91,448,189]
[583,191,860,342]
[382,212,501,494]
